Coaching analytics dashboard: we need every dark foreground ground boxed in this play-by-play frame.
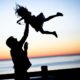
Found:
[0,68,80,80]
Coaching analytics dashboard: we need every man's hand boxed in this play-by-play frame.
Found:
[24,42,28,51]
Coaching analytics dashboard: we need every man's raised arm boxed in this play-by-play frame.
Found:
[19,23,29,46]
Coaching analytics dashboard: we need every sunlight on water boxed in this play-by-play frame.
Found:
[0,55,80,74]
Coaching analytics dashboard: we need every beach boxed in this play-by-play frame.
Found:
[0,55,80,74]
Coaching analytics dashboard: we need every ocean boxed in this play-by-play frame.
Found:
[0,55,80,75]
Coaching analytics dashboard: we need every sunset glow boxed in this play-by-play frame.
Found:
[0,0,80,60]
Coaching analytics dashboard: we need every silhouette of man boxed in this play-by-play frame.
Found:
[15,5,63,38]
[6,23,31,80]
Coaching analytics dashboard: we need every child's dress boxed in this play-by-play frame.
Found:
[30,13,45,31]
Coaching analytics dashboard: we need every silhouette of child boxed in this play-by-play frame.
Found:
[15,5,63,38]
[6,25,31,80]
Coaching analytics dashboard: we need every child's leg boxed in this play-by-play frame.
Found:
[39,28,58,38]
[52,31,58,38]
[56,12,63,16]
[45,12,63,22]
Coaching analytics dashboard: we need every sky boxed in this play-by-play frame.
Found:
[0,0,80,60]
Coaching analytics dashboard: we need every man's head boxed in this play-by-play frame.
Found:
[6,36,17,49]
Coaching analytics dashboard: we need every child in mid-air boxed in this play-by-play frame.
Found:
[15,5,63,38]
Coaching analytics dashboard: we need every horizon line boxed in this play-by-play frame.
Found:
[0,53,80,61]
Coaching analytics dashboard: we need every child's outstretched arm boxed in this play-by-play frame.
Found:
[17,18,23,25]
[44,12,63,22]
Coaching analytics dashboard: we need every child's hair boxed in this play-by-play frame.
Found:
[15,4,30,18]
